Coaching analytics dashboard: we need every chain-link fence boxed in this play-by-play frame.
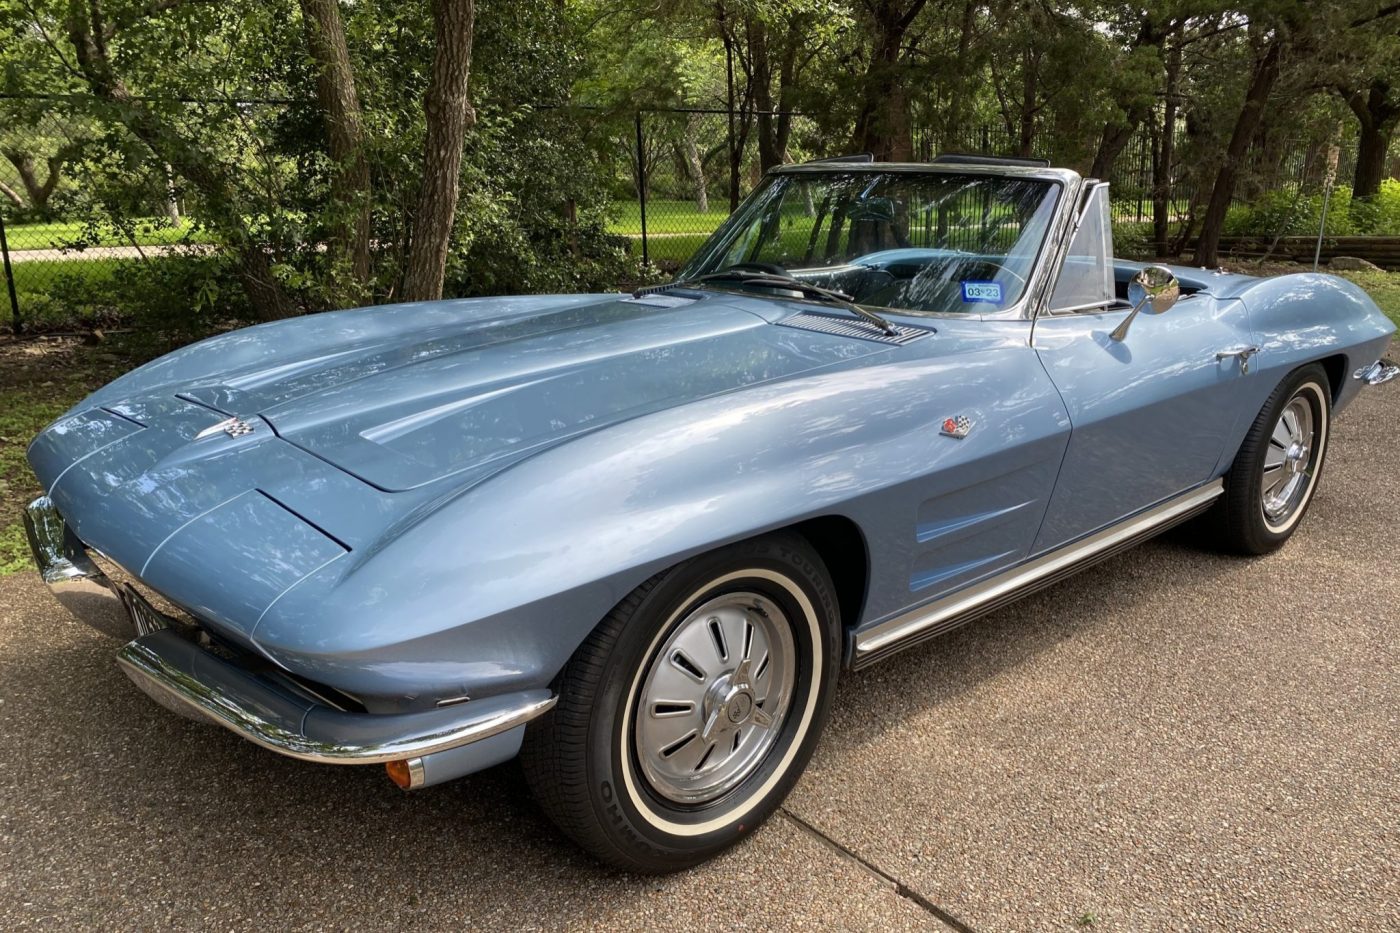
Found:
[620,108,1362,272]
[0,93,301,334]
[0,94,1380,332]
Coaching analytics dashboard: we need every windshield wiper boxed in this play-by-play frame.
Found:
[655,269,898,336]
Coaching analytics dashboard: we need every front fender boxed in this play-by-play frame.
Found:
[252,342,1069,708]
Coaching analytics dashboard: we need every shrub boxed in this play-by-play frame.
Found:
[1222,181,1400,239]
[11,252,247,345]
[1112,221,1153,260]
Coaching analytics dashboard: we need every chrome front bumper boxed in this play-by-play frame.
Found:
[115,630,556,765]
[23,496,556,780]
[23,496,143,639]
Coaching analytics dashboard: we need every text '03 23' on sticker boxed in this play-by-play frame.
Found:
[961,281,1003,304]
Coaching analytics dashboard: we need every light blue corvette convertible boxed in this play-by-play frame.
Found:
[24,156,1397,871]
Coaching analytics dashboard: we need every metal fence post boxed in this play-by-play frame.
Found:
[1136,138,1148,222]
[0,206,19,336]
[635,110,649,267]
[1313,177,1333,272]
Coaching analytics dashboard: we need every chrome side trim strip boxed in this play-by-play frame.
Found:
[116,629,557,765]
[852,480,1225,664]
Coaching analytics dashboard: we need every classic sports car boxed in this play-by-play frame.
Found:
[25,155,1397,872]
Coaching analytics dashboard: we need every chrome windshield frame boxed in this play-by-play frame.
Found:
[682,162,1085,323]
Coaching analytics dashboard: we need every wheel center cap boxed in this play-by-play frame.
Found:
[1286,443,1308,473]
[727,691,754,723]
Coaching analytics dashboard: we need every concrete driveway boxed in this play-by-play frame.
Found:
[1,376,1395,931]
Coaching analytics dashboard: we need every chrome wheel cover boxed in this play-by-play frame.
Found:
[1262,393,1317,528]
[632,591,796,805]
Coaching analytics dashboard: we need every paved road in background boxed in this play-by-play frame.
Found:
[1,359,1395,931]
[5,245,205,263]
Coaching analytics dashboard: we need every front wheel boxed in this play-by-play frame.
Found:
[1212,363,1331,554]
[521,533,840,872]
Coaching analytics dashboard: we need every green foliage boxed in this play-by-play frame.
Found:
[2,0,1398,335]
[12,254,245,343]
[1223,181,1400,238]
[1112,221,1154,260]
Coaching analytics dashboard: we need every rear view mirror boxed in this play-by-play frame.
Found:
[1111,265,1180,342]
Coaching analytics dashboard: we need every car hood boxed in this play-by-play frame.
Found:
[55,293,889,493]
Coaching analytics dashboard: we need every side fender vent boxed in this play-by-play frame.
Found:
[777,312,931,346]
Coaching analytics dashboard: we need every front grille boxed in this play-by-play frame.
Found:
[86,549,197,632]
[117,584,171,636]
[777,311,931,345]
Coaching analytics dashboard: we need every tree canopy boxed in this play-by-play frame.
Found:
[1,0,1397,323]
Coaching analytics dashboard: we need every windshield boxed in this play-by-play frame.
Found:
[681,171,1060,315]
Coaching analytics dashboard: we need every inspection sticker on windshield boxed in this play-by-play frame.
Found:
[961,281,1003,304]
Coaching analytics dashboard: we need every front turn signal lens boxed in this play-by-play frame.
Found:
[385,759,416,789]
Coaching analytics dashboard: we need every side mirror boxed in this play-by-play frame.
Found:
[1110,265,1180,342]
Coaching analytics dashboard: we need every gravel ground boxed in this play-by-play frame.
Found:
[1,363,1396,931]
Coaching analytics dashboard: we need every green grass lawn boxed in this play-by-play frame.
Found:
[607,199,728,236]
[4,217,212,251]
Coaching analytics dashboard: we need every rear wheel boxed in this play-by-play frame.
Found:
[1212,364,1331,554]
[521,533,840,873]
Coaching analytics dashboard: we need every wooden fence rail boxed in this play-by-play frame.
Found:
[1206,236,1400,270]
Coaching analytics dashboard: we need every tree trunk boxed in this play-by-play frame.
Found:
[1195,38,1283,268]
[749,18,780,173]
[944,0,977,134]
[1017,48,1037,158]
[1089,17,1164,180]
[1354,123,1393,198]
[0,179,23,209]
[1152,42,1181,257]
[723,24,740,210]
[679,120,708,212]
[300,0,372,294]
[1347,81,1399,199]
[2,149,67,216]
[1090,117,1142,180]
[65,3,297,321]
[852,1,926,160]
[772,19,802,163]
[163,162,181,224]
[752,16,802,173]
[403,0,476,303]
[719,14,754,211]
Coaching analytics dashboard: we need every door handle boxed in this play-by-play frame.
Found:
[1216,346,1260,374]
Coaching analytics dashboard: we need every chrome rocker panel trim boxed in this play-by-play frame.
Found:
[116,630,557,765]
[1355,358,1399,386]
[851,480,1225,668]
[25,495,557,766]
